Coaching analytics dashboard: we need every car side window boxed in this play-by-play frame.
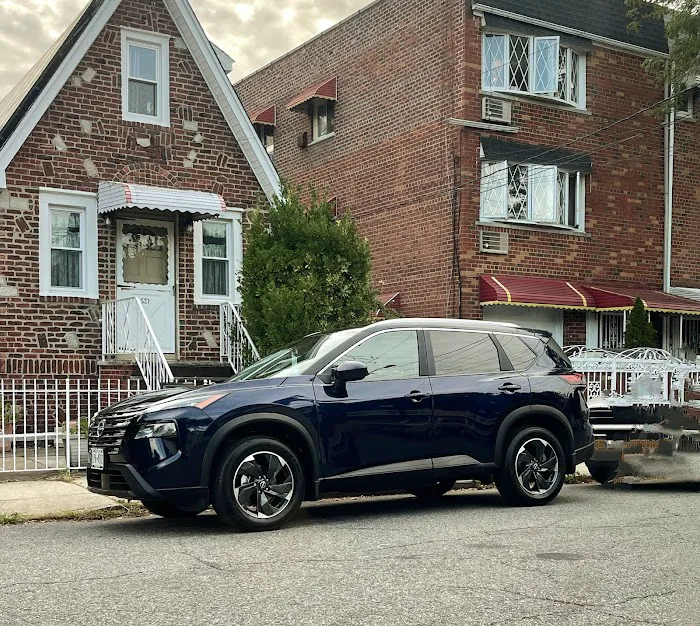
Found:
[495,334,537,372]
[429,330,500,376]
[340,330,420,382]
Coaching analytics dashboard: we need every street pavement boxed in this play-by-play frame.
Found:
[0,482,698,626]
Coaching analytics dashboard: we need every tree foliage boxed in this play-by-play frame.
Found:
[240,183,378,356]
[626,0,700,98]
[624,297,658,348]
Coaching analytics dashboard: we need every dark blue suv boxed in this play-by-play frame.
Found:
[87,319,594,531]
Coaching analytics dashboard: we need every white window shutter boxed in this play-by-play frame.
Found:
[480,161,508,218]
[529,165,557,222]
[533,37,559,93]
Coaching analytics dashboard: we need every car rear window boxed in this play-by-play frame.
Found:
[545,337,572,368]
[495,334,537,371]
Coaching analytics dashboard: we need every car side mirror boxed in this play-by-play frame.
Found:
[333,361,369,383]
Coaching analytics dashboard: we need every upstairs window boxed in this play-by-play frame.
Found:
[121,29,170,127]
[311,99,335,141]
[483,34,585,108]
[481,161,584,230]
[254,123,275,156]
[676,84,695,120]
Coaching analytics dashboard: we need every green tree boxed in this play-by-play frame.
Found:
[624,297,658,348]
[626,0,700,99]
[240,183,378,355]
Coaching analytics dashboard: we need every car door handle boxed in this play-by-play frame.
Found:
[405,391,430,403]
[498,383,522,393]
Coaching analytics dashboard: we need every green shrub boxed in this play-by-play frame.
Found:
[624,298,658,348]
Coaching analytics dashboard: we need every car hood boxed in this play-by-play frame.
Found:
[97,385,194,415]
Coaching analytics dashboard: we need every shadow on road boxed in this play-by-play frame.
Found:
[603,480,700,493]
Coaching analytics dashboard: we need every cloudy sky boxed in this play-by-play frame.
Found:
[0,0,373,96]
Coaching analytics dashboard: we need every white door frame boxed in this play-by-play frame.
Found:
[116,217,177,354]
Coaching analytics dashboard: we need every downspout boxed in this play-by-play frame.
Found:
[663,82,676,292]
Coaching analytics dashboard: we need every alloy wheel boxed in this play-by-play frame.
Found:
[515,437,559,497]
[233,451,295,519]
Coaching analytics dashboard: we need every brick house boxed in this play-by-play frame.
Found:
[0,0,279,390]
[236,0,700,356]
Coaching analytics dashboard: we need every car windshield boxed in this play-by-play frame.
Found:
[231,329,361,381]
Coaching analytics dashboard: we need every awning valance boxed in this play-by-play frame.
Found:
[250,105,276,126]
[286,77,337,111]
[480,275,700,316]
[480,137,593,173]
[98,182,227,217]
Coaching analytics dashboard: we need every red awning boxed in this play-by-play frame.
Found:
[588,286,700,315]
[249,105,276,126]
[286,77,337,111]
[480,275,700,316]
[480,276,594,310]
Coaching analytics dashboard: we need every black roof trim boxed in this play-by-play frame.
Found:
[0,0,105,151]
[483,14,594,52]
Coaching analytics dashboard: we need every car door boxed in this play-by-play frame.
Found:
[314,329,433,492]
[427,329,532,474]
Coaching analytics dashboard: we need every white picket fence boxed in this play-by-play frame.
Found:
[0,379,146,473]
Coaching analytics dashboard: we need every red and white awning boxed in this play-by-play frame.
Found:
[98,182,228,216]
[249,105,277,126]
[286,77,337,111]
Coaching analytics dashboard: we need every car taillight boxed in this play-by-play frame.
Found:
[559,373,585,385]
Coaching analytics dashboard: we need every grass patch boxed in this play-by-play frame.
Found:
[0,512,22,525]
[0,501,150,526]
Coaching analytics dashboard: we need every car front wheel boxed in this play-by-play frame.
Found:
[496,426,565,506]
[212,436,305,532]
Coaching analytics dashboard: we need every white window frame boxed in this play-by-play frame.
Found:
[676,85,695,120]
[482,33,586,108]
[480,160,586,230]
[121,28,171,127]
[39,188,98,299]
[194,211,243,305]
[311,99,335,141]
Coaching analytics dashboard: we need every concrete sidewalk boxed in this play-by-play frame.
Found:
[0,475,119,518]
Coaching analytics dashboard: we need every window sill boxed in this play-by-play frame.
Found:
[39,292,99,301]
[481,90,591,116]
[476,220,591,238]
[195,298,241,307]
[122,113,171,128]
[307,132,335,147]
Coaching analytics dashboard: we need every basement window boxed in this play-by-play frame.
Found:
[121,29,171,127]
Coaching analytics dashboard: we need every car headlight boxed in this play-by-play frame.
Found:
[134,422,178,440]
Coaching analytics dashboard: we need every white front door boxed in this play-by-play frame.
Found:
[116,218,176,354]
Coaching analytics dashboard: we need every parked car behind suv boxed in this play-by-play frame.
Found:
[87,319,593,531]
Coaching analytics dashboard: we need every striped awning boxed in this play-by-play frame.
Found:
[249,105,276,126]
[98,182,227,216]
[286,77,337,111]
[480,275,700,316]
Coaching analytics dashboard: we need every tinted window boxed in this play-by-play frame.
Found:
[496,334,537,371]
[342,330,419,381]
[429,331,500,376]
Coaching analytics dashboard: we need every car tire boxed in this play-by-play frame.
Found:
[496,426,565,507]
[410,480,456,501]
[141,501,206,518]
[586,461,619,485]
[212,436,305,532]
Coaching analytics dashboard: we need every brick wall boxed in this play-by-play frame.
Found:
[0,0,263,378]
[236,0,674,322]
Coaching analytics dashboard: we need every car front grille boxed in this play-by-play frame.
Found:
[88,410,140,454]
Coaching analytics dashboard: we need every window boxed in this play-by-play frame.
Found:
[481,161,584,229]
[311,99,335,140]
[429,331,501,376]
[676,85,695,120]
[254,124,274,155]
[483,34,585,107]
[39,189,98,298]
[121,29,170,126]
[496,334,537,371]
[194,212,243,304]
[340,330,419,381]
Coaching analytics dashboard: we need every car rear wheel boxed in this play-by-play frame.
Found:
[212,436,305,532]
[410,480,456,501]
[496,426,565,507]
[141,501,206,519]
[586,461,619,485]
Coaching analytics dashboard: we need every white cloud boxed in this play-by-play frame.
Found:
[0,0,374,96]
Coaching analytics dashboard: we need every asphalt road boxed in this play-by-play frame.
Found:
[1,483,699,626]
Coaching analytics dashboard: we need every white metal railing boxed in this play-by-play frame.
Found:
[220,302,260,374]
[565,346,700,408]
[102,298,174,391]
[0,378,145,472]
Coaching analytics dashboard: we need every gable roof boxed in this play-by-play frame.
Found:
[0,0,280,201]
[473,0,668,55]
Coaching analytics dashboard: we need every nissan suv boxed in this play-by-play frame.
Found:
[87,319,594,531]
